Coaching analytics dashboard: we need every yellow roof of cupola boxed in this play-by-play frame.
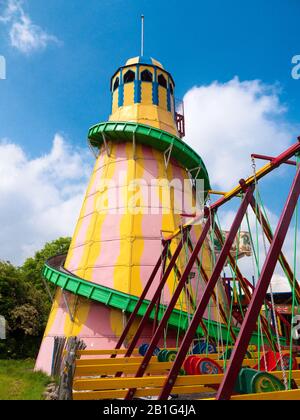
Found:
[125,56,164,69]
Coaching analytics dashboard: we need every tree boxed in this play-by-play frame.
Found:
[21,237,71,291]
[0,237,71,359]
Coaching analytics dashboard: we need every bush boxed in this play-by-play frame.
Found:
[0,237,71,359]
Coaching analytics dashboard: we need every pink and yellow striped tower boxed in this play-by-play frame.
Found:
[35,56,228,374]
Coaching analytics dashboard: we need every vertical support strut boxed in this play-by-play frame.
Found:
[125,213,213,400]
[216,166,300,400]
[158,183,255,400]
[112,241,170,358]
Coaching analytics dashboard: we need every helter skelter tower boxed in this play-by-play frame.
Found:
[35,45,230,374]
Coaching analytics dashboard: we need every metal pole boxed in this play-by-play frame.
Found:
[112,241,170,357]
[125,213,212,399]
[141,15,145,56]
[216,166,300,400]
[158,184,255,400]
[251,154,297,167]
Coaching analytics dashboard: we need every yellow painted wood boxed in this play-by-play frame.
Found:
[73,370,300,391]
[73,374,224,391]
[76,356,158,366]
[76,345,258,357]
[76,349,140,356]
[209,190,228,196]
[73,385,215,400]
[75,358,253,371]
[75,362,174,376]
[76,355,299,370]
[75,358,300,376]
[229,389,300,401]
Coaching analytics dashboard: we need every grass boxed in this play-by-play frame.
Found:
[0,359,51,400]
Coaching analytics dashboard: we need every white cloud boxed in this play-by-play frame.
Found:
[184,77,298,190]
[0,135,92,265]
[0,0,60,53]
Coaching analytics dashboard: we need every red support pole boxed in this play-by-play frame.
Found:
[112,241,170,358]
[251,154,297,167]
[125,212,213,400]
[158,184,255,400]
[216,166,300,400]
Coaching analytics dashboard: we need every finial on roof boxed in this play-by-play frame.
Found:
[141,15,145,57]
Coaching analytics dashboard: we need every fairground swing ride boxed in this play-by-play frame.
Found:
[35,19,300,400]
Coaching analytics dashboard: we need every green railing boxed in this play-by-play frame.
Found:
[43,257,284,346]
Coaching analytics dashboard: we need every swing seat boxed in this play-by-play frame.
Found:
[165,350,177,362]
[195,358,223,375]
[192,342,217,355]
[139,343,149,356]
[139,344,161,357]
[235,368,285,395]
[195,358,223,391]
[183,356,199,375]
[157,349,168,362]
[221,348,252,361]
[254,351,297,372]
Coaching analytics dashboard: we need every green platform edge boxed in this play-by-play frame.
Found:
[43,261,285,346]
[88,121,211,194]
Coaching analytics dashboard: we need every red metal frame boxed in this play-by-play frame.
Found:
[251,153,297,167]
[111,140,300,400]
[158,184,255,400]
[216,165,300,400]
[125,213,213,399]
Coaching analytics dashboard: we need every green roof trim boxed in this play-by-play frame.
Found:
[88,121,211,194]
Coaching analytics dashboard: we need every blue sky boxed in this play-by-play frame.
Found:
[1,0,300,155]
[0,0,299,276]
